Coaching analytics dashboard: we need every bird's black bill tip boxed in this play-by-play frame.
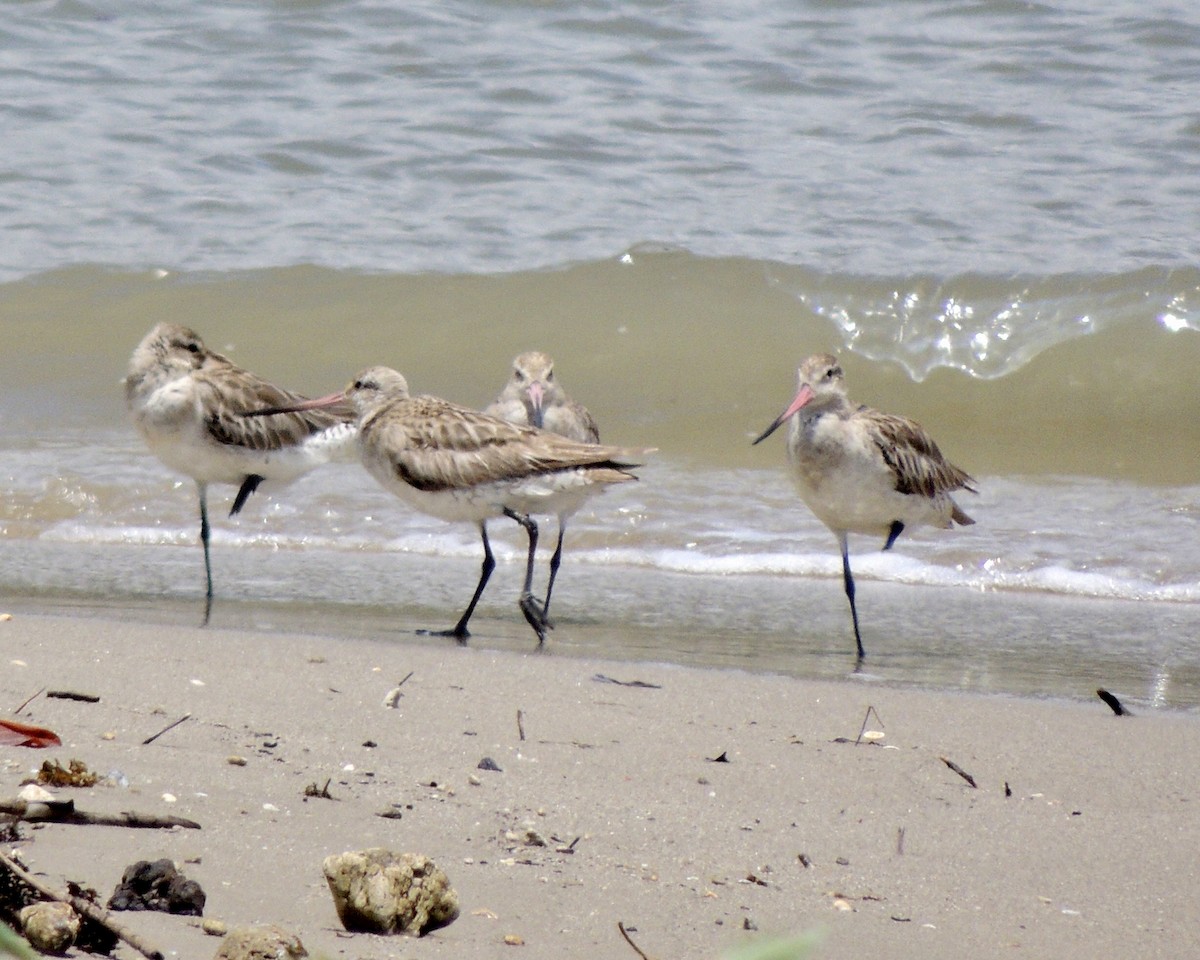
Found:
[751,417,785,446]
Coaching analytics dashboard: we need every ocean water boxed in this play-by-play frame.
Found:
[2,1,1199,707]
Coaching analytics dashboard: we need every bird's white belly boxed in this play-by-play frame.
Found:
[791,459,952,537]
[365,466,601,525]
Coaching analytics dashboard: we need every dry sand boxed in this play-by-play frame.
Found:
[2,611,1198,960]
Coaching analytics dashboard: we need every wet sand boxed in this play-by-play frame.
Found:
[2,611,1198,960]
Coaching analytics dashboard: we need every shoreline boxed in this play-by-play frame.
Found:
[2,610,1198,959]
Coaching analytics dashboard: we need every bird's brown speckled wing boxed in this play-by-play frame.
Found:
[198,358,352,452]
[866,411,976,499]
[365,395,643,492]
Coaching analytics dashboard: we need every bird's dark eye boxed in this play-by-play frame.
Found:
[515,371,526,382]
[182,340,201,354]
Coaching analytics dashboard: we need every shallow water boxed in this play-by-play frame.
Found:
[2,1,1199,707]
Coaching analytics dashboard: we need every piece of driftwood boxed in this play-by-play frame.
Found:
[939,756,978,789]
[0,851,165,960]
[1096,688,1131,716]
[0,799,200,830]
[46,691,100,704]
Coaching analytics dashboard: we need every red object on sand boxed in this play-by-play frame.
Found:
[0,718,62,748]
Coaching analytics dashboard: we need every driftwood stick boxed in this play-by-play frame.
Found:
[142,713,191,746]
[0,800,200,830]
[618,921,652,960]
[46,691,100,704]
[939,756,978,789]
[516,709,526,742]
[0,850,165,960]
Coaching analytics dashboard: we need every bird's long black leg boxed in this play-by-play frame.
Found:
[542,519,566,619]
[198,482,214,627]
[505,507,552,647]
[421,521,495,643]
[230,474,265,517]
[840,533,865,661]
[883,520,905,552]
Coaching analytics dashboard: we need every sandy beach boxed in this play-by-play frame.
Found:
[2,610,1198,960]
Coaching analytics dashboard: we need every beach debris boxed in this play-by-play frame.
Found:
[322,849,459,936]
[35,759,99,789]
[142,713,191,745]
[617,921,652,960]
[896,826,906,855]
[0,719,61,749]
[592,674,662,689]
[797,853,812,868]
[45,690,100,703]
[706,751,730,763]
[0,798,199,830]
[201,918,228,937]
[854,706,885,746]
[939,756,978,789]
[383,671,414,708]
[516,709,526,741]
[213,924,307,959]
[227,755,248,767]
[503,933,525,946]
[303,779,336,800]
[0,851,157,960]
[107,859,206,916]
[16,784,55,804]
[19,901,79,954]
[12,689,44,713]
[477,757,502,772]
[1096,689,1131,716]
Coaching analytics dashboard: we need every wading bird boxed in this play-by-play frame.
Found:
[247,366,649,647]
[754,354,976,661]
[125,323,355,624]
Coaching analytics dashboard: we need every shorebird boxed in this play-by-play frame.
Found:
[753,354,976,661]
[246,366,649,647]
[125,323,356,624]
[485,351,599,615]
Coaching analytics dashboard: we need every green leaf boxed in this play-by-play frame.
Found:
[722,931,823,960]
[0,920,37,960]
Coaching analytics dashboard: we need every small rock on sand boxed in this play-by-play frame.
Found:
[322,849,459,936]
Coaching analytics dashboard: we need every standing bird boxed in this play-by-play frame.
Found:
[753,354,976,661]
[485,351,599,615]
[124,323,356,624]
[245,366,649,648]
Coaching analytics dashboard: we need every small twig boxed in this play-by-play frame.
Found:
[396,670,414,688]
[939,756,978,788]
[46,691,100,703]
[12,689,44,714]
[896,826,906,855]
[516,709,526,742]
[0,850,165,960]
[1096,689,1131,717]
[854,705,885,745]
[142,713,191,745]
[618,921,652,960]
